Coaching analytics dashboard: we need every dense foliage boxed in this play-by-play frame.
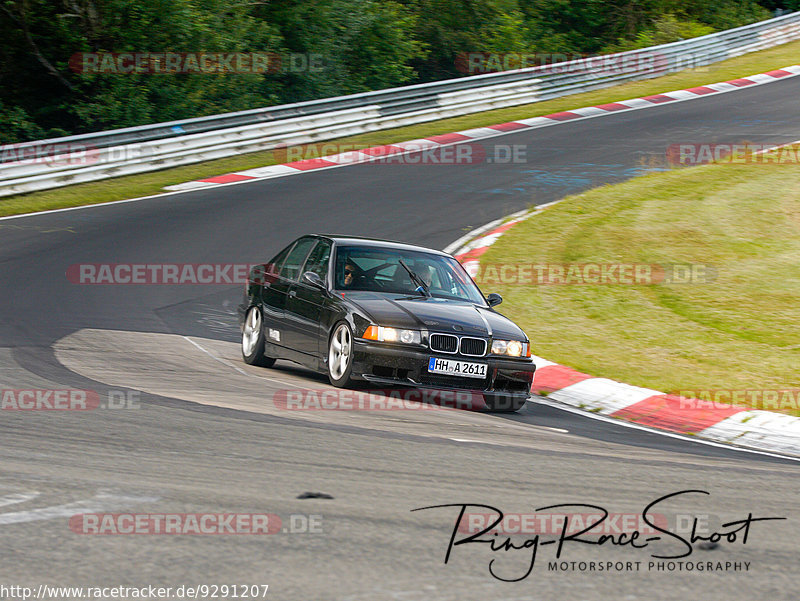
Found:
[0,0,788,141]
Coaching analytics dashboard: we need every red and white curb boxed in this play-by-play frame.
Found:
[447,211,800,458]
[164,65,800,192]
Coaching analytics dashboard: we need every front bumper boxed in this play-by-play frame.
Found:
[351,339,535,398]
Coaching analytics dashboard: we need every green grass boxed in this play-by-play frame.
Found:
[3,39,800,217]
[478,160,800,415]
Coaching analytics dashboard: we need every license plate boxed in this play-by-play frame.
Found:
[428,357,487,379]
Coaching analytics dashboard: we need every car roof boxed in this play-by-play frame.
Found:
[311,234,451,257]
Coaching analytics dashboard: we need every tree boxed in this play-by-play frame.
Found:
[255,0,424,103]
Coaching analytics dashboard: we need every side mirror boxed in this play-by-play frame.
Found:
[486,293,503,307]
[302,271,325,289]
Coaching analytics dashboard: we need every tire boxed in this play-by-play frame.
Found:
[327,322,355,387]
[242,306,276,367]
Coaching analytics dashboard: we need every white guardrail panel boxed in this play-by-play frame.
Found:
[1,11,799,197]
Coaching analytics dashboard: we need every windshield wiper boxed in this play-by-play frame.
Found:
[398,259,431,297]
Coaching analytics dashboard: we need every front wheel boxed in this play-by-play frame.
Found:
[327,322,355,387]
[242,306,276,367]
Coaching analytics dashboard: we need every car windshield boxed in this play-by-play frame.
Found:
[334,245,486,304]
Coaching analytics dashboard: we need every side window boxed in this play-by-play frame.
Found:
[279,238,316,281]
[302,240,332,283]
[266,243,294,276]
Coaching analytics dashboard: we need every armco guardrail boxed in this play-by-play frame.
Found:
[2,11,799,197]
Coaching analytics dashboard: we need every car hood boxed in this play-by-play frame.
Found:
[344,292,527,340]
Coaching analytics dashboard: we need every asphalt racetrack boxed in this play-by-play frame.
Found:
[1,76,799,600]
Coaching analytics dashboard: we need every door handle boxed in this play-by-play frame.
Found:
[288,290,297,297]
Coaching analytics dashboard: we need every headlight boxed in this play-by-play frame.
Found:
[363,325,421,344]
[492,339,527,357]
[506,340,523,357]
[400,329,416,344]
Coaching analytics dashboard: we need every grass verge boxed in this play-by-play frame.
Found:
[3,40,800,217]
[477,158,800,415]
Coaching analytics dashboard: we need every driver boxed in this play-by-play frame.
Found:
[342,260,359,288]
[420,264,435,289]
[412,262,435,291]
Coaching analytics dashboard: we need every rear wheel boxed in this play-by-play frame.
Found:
[327,322,355,387]
[242,306,276,367]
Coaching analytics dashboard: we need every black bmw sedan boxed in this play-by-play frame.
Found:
[239,234,535,412]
